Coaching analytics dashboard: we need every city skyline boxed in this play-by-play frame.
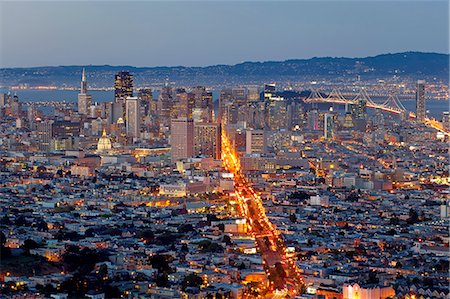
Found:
[0,1,449,298]
[1,1,449,68]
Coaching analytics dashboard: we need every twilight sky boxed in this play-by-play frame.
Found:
[0,1,448,68]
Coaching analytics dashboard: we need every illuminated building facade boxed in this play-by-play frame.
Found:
[324,113,334,139]
[307,110,319,131]
[415,80,426,122]
[114,71,133,101]
[77,68,92,115]
[170,118,194,162]
[246,129,267,154]
[263,83,276,101]
[37,119,53,151]
[193,122,221,159]
[125,97,140,139]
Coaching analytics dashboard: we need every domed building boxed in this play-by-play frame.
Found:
[97,129,112,153]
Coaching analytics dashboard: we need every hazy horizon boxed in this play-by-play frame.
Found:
[0,50,448,69]
[1,1,448,68]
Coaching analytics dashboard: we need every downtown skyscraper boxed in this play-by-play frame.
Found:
[77,68,92,115]
[170,117,194,162]
[125,97,140,139]
[115,71,133,101]
[416,80,426,122]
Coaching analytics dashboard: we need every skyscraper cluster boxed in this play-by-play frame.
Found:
[169,86,220,162]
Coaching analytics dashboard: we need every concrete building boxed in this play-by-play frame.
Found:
[324,113,334,140]
[114,71,133,101]
[194,122,221,159]
[125,97,140,139]
[171,118,194,162]
[246,129,267,154]
[415,80,426,122]
[77,68,92,115]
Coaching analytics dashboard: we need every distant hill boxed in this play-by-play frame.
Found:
[0,52,448,88]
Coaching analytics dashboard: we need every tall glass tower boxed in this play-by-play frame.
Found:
[415,80,426,122]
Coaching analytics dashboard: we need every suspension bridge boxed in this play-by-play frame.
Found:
[304,88,449,136]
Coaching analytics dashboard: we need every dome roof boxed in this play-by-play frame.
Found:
[97,129,112,151]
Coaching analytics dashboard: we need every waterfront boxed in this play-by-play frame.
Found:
[1,88,448,119]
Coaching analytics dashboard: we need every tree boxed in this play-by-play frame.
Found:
[60,274,90,297]
[346,192,360,202]
[386,229,396,236]
[178,224,195,233]
[289,213,297,223]
[0,231,6,247]
[289,191,309,201]
[156,232,177,245]
[37,283,56,296]
[155,272,169,287]
[222,235,232,246]
[36,220,48,232]
[0,231,11,259]
[274,262,286,279]
[97,264,108,280]
[0,215,11,225]
[367,271,379,284]
[21,239,40,253]
[85,228,96,238]
[198,240,223,253]
[181,244,189,253]
[61,246,104,274]
[181,273,203,291]
[408,208,419,224]
[149,254,173,273]
[15,215,29,226]
[389,215,400,225]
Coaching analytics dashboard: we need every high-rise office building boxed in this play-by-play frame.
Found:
[37,120,53,151]
[343,112,354,128]
[138,88,153,118]
[27,104,37,130]
[350,98,367,131]
[115,71,133,101]
[247,102,266,129]
[192,86,213,123]
[125,97,140,138]
[324,113,334,140]
[157,86,174,126]
[416,80,426,122]
[219,89,233,125]
[264,83,276,101]
[232,88,247,106]
[194,123,222,159]
[78,68,93,115]
[351,98,367,120]
[307,110,319,131]
[170,118,194,162]
[247,87,260,102]
[0,93,6,108]
[174,89,195,119]
[52,121,80,139]
[442,112,450,130]
[267,97,287,130]
[9,95,21,118]
[246,129,267,154]
[112,100,124,124]
[287,102,304,129]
